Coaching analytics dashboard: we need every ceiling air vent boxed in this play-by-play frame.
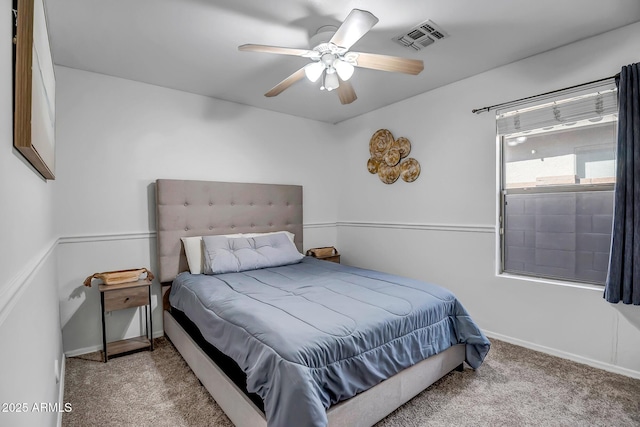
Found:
[393,20,448,51]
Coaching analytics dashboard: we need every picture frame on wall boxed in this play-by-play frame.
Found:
[13,0,56,180]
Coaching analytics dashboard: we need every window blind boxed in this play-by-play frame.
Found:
[497,83,617,136]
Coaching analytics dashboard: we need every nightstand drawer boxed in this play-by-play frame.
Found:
[103,286,148,311]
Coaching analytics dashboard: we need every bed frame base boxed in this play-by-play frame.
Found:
[164,310,465,427]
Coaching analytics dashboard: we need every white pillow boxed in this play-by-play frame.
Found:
[181,234,241,274]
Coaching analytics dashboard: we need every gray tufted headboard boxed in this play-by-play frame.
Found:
[156,179,303,283]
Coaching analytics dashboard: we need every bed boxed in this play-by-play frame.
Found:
[156,179,490,427]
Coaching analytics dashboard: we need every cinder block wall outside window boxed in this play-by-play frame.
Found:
[504,191,613,284]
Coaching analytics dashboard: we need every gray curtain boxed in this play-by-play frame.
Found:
[605,63,640,305]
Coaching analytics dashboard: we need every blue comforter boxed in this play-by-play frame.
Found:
[170,257,490,427]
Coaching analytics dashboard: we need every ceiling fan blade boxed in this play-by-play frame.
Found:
[336,79,357,104]
[239,44,315,58]
[350,52,424,75]
[265,68,306,97]
[330,9,379,50]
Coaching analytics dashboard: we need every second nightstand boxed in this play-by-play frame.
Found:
[99,279,153,362]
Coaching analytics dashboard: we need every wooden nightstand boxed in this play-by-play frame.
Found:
[306,247,341,264]
[99,279,153,362]
[319,254,340,263]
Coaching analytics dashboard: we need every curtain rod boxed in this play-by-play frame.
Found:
[471,73,619,114]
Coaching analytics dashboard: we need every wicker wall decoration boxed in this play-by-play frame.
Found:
[368,129,421,184]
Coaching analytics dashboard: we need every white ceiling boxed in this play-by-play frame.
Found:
[46,0,640,124]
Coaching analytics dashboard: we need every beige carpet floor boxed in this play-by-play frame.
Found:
[62,337,640,427]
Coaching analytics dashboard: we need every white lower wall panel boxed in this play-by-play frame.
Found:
[0,249,64,427]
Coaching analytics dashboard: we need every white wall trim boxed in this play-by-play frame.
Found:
[303,222,337,229]
[484,330,640,380]
[58,231,157,244]
[338,221,495,234]
[0,238,58,327]
[56,224,339,245]
[496,272,604,293]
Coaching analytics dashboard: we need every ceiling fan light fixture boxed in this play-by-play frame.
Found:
[321,53,336,67]
[324,70,339,91]
[304,61,325,82]
[334,59,354,81]
[240,9,423,104]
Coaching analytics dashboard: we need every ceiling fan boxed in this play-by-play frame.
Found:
[238,9,424,105]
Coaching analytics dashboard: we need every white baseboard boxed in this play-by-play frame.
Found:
[57,356,66,427]
[484,330,640,380]
[64,344,102,358]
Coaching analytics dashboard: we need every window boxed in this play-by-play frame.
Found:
[498,84,618,285]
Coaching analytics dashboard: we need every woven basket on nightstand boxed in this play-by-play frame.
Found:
[306,247,340,263]
[83,268,154,287]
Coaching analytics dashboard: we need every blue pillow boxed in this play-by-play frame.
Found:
[202,233,303,274]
